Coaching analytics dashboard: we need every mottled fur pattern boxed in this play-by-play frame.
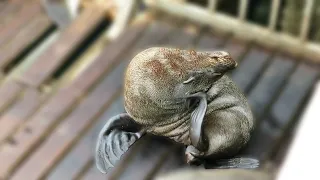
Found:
[124,47,254,159]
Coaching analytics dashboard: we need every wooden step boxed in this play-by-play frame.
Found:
[17,5,107,87]
[0,88,43,144]
[0,2,52,71]
[0,22,147,179]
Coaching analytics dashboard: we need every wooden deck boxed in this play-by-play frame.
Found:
[0,1,319,180]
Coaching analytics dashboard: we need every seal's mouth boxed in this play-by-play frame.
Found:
[195,68,224,78]
[212,59,237,74]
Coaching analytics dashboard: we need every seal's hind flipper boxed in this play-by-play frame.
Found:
[95,113,145,174]
[208,157,260,169]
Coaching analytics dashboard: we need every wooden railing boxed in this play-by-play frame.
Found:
[144,0,320,63]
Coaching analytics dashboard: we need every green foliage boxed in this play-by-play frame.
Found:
[281,0,303,36]
[187,0,320,42]
[311,1,320,42]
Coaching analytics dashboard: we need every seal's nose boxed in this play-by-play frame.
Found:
[208,51,237,73]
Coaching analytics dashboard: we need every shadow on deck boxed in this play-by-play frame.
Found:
[0,1,319,180]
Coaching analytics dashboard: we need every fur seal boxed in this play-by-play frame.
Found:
[95,47,257,174]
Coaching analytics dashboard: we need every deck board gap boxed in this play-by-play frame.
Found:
[50,19,110,81]
[3,25,56,75]
[244,49,275,95]
[256,60,300,124]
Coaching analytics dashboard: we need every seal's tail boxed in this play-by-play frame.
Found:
[206,157,260,169]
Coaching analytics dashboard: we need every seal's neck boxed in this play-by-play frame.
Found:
[206,75,231,101]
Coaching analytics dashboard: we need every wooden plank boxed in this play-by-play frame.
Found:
[0,88,42,144]
[115,21,175,67]
[0,88,79,180]
[0,15,52,70]
[115,20,175,66]
[128,21,175,54]
[152,146,186,178]
[0,3,16,22]
[67,23,147,98]
[224,39,248,63]
[81,137,150,180]
[270,63,319,128]
[10,69,123,180]
[0,81,23,113]
[242,119,281,158]
[163,27,197,49]
[0,23,147,179]
[47,97,124,180]
[47,22,173,180]
[0,1,42,47]
[80,165,107,180]
[0,1,4,9]
[196,32,224,50]
[243,63,319,159]
[0,3,4,12]
[247,55,295,119]
[115,137,174,180]
[231,47,271,93]
[0,0,30,25]
[18,6,106,87]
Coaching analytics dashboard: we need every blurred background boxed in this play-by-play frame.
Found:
[0,0,319,180]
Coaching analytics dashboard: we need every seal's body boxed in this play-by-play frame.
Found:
[95,47,258,174]
[124,47,254,158]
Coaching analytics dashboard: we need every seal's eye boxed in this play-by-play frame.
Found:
[207,54,218,60]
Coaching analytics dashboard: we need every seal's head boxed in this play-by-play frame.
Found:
[124,47,237,123]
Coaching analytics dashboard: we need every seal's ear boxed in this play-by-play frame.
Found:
[186,92,208,151]
[95,113,145,174]
[183,70,222,85]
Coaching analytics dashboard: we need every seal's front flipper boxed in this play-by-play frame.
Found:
[187,92,208,151]
[95,113,145,174]
[185,145,205,166]
[208,157,260,169]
